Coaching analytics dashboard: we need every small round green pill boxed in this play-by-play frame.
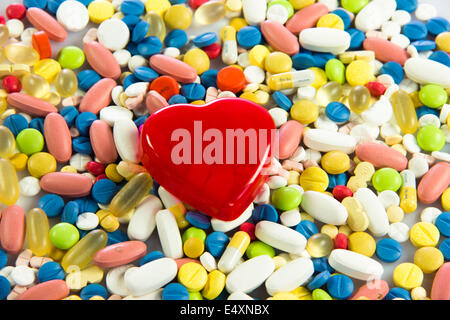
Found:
[416,125,446,152]
[182,227,206,243]
[246,241,275,259]
[372,168,402,192]
[58,46,86,70]
[49,223,80,250]
[325,59,346,85]
[419,84,448,109]
[341,0,369,13]
[312,288,333,300]
[271,186,302,211]
[15,128,44,156]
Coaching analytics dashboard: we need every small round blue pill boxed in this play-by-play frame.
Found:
[62,201,80,225]
[38,194,65,218]
[327,274,354,299]
[162,283,189,300]
[59,105,79,128]
[376,238,402,262]
[435,211,450,237]
[385,287,411,300]
[137,36,162,57]
[72,136,93,154]
[411,40,436,51]
[205,231,229,258]
[91,179,118,204]
[180,83,206,101]
[428,51,450,67]
[347,28,366,50]
[272,91,293,112]
[80,283,108,300]
[307,270,331,291]
[193,32,218,48]
[185,211,211,230]
[325,102,350,123]
[75,111,97,136]
[131,20,150,43]
[252,204,278,223]
[295,220,318,239]
[0,276,11,300]
[121,0,145,16]
[164,29,188,48]
[168,94,188,104]
[395,0,418,13]
[439,238,450,260]
[0,249,7,269]
[78,69,101,91]
[403,21,428,41]
[292,53,316,70]
[200,69,218,88]
[426,17,450,35]
[134,66,159,82]
[29,118,45,134]
[3,114,29,137]
[122,15,141,29]
[140,251,165,266]
[37,262,66,282]
[24,0,47,9]
[380,61,404,84]
[237,26,262,49]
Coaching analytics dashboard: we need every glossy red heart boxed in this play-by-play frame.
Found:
[140,98,276,221]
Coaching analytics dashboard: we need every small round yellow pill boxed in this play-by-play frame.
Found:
[353,161,375,181]
[289,0,314,10]
[9,153,28,171]
[105,163,124,183]
[273,292,299,300]
[287,170,300,185]
[348,231,376,257]
[265,51,293,74]
[409,222,440,248]
[290,286,312,300]
[442,187,450,211]
[27,152,57,178]
[387,205,404,223]
[183,48,210,74]
[436,31,450,53]
[178,262,208,292]
[248,45,270,69]
[33,59,62,83]
[183,237,205,258]
[393,263,424,290]
[300,166,329,192]
[60,165,77,173]
[346,60,374,86]
[145,0,171,16]
[201,270,225,300]
[88,0,115,24]
[338,225,352,237]
[290,100,319,125]
[414,247,444,274]
[309,67,328,89]
[320,151,350,174]
[239,91,259,103]
[321,225,339,239]
[411,287,427,300]
[164,5,192,30]
[317,13,345,30]
[229,17,247,31]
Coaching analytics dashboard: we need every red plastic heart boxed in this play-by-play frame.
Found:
[140,98,276,221]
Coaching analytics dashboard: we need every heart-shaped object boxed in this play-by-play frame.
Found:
[140,98,276,221]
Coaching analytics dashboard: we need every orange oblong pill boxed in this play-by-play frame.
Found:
[355,142,407,172]
[90,120,118,164]
[32,31,52,59]
[175,258,202,270]
[418,162,450,204]
[44,112,72,163]
[149,76,179,100]
[431,263,450,300]
[17,280,70,300]
[26,7,67,42]
[40,172,93,197]
[260,20,299,56]
[0,205,25,254]
[145,90,169,114]
[286,3,329,34]
[149,54,198,83]
[79,78,116,114]
[7,92,57,117]
[217,66,246,93]
[363,37,409,66]
[350,280,389,300]
[93,241,147,268]
[278,120,303,160]
[84,41,121,79]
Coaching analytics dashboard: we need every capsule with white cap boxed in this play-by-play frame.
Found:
[268,70,315,91]
[399,169,417,213]
[221,26,238,65]
[217,231,250,274]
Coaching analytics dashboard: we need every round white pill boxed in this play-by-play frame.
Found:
[113,49,132,68]
[199,252,217,272]
[268,107,288,128]
[391,10,411,25]
[408,156,429,178]
[125,82,149,97]
[76,212,99,230]
[315,114,338,132]
[280,209,301,227]
[289,146,306,162]
[237,52,250,68]
[6,19,24,38]
[420,207,442,224]
[418,114,441,128]
[377,74,396,88]
[128,55,147,73]
[415,3,437,21]
[361,98,393,126]
[305,148,322,163]
[381,21,401,38]
[318,0,338,11]
[69,153,92,172]
[267,175,288,189]
[378,190,400,209]
[11,266,35,286]
[0,266,16,286]
[106,264,133,296]
[57,0,90,32]
[266,4,289,24]
[97,19,130,51]
[388,222,410,243]
[244,65,265,84]
[402,134,421,153]
[19,176,41,197]
[163,47,180,58]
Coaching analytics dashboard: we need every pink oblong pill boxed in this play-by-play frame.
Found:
[286,3,329,34]
[418,162,450,204]
[93,241,147,268]
[90,120,118,164]
[175,258,201,270]
[40,172,93,197]
[363,37,409,66]
[431,263,450,300]
[7,93,57,117]
[84,41,121,79]
[278,120,303,160]
[260,20,299,56]
[26,8,67,42]
[17,280,70,300]
[355,142,407,171]
[350,280,389,300]
[44,112,72,163]
[79,78,116,114]
[0,205,25,254]
[146,90,169,114]
[149,54,197,83]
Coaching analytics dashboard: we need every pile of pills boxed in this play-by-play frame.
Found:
[0,0,449,301]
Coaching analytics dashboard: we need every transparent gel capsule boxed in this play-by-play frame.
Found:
[194,1,227,25]
[26,208,51,256]
[55,69,78,98]
[390,90,418,134]
[0,159,19,205]
[4,44,40,66]
[144,12,166,41]
[0,25,9,47]
[348,85,371,114]
[0,125,16,158]
[42,91,62,106]
[305,233,334,258]
[22,73,50,98]
[316,81,343,106]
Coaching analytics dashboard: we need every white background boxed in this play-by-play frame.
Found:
[0,0,449,299]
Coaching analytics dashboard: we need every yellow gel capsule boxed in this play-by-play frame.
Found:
[316,81,343,106]
[26,208,51,257]
[348,85,371,113]
[0,50,4,64]
[164,5,192,30]
[10,153,28,171]
[0,25,9,47]
[300,166,329,192]
[265,52,292,74]
[183,48,210,74]
[4,44,40,66]
[306,233,334,258]
[144,11,166,41]
[390,90,419,134]
[61,229,108,271]
[393,263,424,290]
[42,91,62,106]
[33,59,62,82]
[27,152,57,178]
[22,73,51,98]
[201,270,226,300]
[0,158,19,205]
[145,0,171,16]
[0,125,16,158]
[55,69,78,98]
[109,172,153,217]
[194,1,226,25]
[321,151,350,174]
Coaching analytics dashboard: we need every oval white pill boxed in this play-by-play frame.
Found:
[355,0,397,32]
[299,28,351,54]
[199,252,217,272]
[354,188,389,237]
[378,190,400,209]
[106,264,134,296]
[57,0,90,32]
[155,209,183,259]
[113,118,141,163]
[227,292,254,300]
[280,209,301,227]
[420,207,442,224]
[404,58,450,88]
[255,221,307,254]
[301,191,348,225]
[127,195,163,241]
[69,153,92,172]
[329,249,384,281]
[100,106,133,126]
[303,129,357,154]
